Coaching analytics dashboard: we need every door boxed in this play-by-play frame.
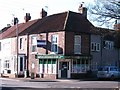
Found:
[18,55,25,73]
[61,62,69,78]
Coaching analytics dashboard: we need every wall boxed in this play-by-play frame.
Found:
[91,35,101,71]
[65,32,90,55]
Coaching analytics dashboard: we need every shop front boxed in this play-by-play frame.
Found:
[36,54,91,79]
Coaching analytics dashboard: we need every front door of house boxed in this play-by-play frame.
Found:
[61,62,69,78]
[18,55,25,74]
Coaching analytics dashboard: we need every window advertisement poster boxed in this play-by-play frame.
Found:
[39,64,43,73]
[48,64,52,74]
[52,64,56,74]
[72,64,86,73]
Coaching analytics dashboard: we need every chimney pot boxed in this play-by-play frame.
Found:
[40,8,47,18]
[24,13,31,22]
[78,2,87,18]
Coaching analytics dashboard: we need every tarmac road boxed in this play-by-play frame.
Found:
[0,78,119,90]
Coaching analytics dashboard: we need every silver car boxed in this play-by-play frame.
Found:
[97,66,120,80]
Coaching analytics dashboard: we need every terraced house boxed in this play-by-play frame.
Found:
[0,5,120,79]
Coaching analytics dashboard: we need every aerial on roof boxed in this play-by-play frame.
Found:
[0,11,93,39]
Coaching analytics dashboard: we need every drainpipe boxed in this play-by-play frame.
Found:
[26,33,29,77]
[100,35,103,67]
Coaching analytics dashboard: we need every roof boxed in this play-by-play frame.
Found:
[0,19,38,39]
[21,11,93,35]
[1,11,93,39]
[90,27,115,35]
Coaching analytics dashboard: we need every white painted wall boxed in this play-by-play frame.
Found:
[0,38,16,74]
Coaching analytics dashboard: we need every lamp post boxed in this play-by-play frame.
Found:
[14,17,19,77]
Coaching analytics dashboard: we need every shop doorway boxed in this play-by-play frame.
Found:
[61,62,69,78]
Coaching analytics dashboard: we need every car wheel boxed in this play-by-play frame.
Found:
[111,75,114,80]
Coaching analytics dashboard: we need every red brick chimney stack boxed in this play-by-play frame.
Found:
[24,13,31,22]
[40,8,47,18]
[78,2,87,18]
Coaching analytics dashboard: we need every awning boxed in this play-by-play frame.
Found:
[35,54,92,59]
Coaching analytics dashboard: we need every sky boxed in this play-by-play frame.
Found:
[0,0,94,30]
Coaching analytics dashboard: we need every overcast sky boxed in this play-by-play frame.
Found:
[0,0,94,30]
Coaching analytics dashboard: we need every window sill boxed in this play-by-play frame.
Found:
[31,52,37,54]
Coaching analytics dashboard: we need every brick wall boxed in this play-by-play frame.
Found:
[65,32,90,55]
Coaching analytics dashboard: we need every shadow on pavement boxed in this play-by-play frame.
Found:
[1,87,39,90]
[1,87,119,90]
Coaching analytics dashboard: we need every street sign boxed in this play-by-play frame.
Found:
[37,40,46,47]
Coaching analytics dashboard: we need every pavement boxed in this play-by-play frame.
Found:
[3,77,98,82]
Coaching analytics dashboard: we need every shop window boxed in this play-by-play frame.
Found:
[39,59,43,64]
[72,59,90,73]
[44,59,47,64]
[39,59,56,74]
[52,59,56,64]
[48,59,51,64]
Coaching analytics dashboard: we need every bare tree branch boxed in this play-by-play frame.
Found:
[88,0,120,26]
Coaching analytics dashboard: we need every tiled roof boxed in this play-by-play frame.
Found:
[1,11,93,39]
[0,19,38,39]
[90,27,115,35]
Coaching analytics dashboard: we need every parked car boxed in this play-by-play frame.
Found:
[97,66,120,80]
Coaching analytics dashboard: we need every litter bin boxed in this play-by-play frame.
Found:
[31,72,34,79]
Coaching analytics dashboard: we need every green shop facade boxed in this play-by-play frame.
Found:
[36,54,91,79]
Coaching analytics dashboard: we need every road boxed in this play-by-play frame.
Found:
[0,78,119,90]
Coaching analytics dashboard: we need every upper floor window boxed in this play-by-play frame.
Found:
[0,42,1,51]
[4,60,10,69]
[103,41,114,50]
[51,35,58,53]
[31,36,37,52]
[74,35,81,54]
[19,38,23,50]
[91,42,100,52]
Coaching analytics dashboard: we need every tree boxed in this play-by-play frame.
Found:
[88,0,120,26]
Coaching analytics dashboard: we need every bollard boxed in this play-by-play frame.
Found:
[24,70,27,78]
[31,72,34,79]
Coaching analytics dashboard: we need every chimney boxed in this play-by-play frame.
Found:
[78,2,87,18]
[40,8,47,18]
[24,13,31,22]
[114,19,120,30]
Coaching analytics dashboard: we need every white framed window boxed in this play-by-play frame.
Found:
[104,41,114,49]
[4,60,10,69]
[91,42,100,51]
[51,35,58,53]
[74,35,81,54]
[71,59,90,73]
[19,38,23,50]
[31,36,37,52]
